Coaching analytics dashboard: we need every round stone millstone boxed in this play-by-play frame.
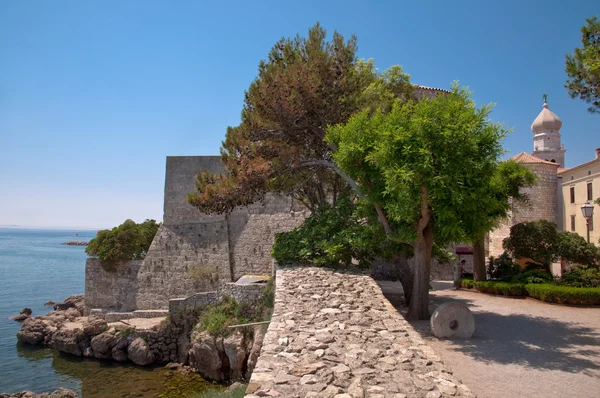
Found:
[430,302,475,339]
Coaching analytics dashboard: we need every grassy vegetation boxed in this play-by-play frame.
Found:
[189,264,219,285]
[196,282,275,337]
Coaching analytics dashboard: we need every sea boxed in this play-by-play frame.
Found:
[0,228,221,397]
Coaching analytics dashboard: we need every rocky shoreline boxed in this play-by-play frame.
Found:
[61,241,88,246]
[14,295,265,385]
[0,388,78,398]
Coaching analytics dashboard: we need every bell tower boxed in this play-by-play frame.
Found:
[531,95,565,167]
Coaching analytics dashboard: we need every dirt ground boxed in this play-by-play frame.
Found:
[379,280,600,398]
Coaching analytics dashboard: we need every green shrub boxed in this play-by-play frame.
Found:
[196,296,266,338]
[272,194,375,268]
[86,219,160,272]
[511,270,554,284]
[487,252,521,281]
[558,265,600,288]
[460,278,474,289]
[474,281,526,296]
[525,284,600,305]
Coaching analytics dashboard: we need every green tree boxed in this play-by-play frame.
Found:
[565,16,600,113]
[86,219,160,272]
[326,84,507,320]
[188,24,386,213]
[503,220,599,267]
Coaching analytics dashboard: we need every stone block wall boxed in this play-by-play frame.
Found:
[84,259,142,314]
[134,222,231,310]
[84,156,308,312]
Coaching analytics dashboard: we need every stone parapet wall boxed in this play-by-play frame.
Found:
[246,266,475,397]
[84,259,142,315]
[220,283,266,304]
[168,291,220,313]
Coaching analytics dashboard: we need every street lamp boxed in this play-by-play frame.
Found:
[581,201,595,243]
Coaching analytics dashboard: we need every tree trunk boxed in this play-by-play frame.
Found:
[407,225,433,320]
[407,186,433,321]
[473,238,487,281]
[396,257,414,306]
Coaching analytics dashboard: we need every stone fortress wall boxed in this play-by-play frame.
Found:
[85,156,306,313]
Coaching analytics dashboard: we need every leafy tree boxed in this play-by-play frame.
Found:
[86,219,160,272]
[565,16,600,113]
[503,220,599,267]
[326,84,508,320]
[188,24,386,213]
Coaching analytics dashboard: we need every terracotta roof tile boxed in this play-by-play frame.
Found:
[511,152,559,166]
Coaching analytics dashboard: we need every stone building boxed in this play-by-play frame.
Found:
[486,99,599,273]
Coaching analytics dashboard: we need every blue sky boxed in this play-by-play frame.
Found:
[0,1,598,229]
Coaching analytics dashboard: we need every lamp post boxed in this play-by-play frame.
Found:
[581,201,595,243]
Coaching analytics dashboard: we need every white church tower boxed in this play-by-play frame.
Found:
[531,96,565,167]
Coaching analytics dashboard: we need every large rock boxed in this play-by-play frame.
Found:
[53,295,84,315]
[127,337,154,366]
[0,388,78,398]
[112,337,129,362]
[223,331,247,381]
[430,302,475,339]
[16,318,48,345]
[53,328,87,357]
[90,330,119,359]
[83,317,107,336]
[189,332,224,381]
[245,325,266,379]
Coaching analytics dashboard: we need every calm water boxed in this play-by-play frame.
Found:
[0,228,221,397]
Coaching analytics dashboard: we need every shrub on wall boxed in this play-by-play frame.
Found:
[271,194,375,268]
[189,264,219,285]
[196,296,266,337]
[86,219,161,272]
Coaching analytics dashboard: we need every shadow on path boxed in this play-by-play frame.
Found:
[384,284,600,375]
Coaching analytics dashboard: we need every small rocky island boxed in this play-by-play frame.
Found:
[61,241,88,246]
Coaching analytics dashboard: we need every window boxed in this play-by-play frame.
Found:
[570,186,575,204]
[571,215,576,231]
[587,182,593,201]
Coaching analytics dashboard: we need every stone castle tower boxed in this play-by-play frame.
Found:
[531,99,565,167]
[486,98,563,258]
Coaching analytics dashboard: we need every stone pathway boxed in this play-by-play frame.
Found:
[385,281,600,398]
[245,267,475,398]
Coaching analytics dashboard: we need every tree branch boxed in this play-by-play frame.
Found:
[296,159,366,200]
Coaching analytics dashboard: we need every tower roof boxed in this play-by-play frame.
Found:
[511,152,559,166]
[531,101,562,133]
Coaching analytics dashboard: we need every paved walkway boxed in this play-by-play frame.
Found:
[381,281,600,398]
